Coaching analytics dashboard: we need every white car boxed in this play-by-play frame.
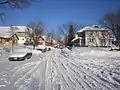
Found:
[9,48,32,61]
[36,45,46,52]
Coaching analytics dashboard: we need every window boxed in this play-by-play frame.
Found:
[89,39,94,42]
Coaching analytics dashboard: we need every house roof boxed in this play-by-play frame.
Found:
[0,26,32,33]
[16,26,32,32]
[0,26,33,38]
[0,33,19,39]
[0,26,18,38]
[0,33,12,38]
[77,25,109,33]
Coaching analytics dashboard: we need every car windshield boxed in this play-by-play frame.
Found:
[0,0,120,90]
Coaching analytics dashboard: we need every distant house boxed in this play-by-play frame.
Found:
[42,35,58,47]
[0,27,19,46]
[72,25,113,47]
[38,35,46,46]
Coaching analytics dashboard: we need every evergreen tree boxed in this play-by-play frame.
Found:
[67,24,75,46]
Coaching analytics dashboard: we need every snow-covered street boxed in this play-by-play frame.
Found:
[0,47,120,90]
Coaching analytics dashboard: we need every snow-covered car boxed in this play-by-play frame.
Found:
[8,48,32,61]
[36,45,46,52]
[9,52,32,61]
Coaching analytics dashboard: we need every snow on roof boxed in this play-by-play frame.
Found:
[77,25,109,33]
[0,26,11,33]
[16,26,29,32]
[0,26,31,33]
[42,35,47,40]
[0,26,17,38]
[71,37,82,42]
[0,33,11,38]
[0,26,33,38]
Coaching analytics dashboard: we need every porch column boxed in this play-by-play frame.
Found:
[79,38,81,46]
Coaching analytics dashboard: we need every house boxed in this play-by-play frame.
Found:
[72,25,113,47]
[42,35,58,47]
[38,35,46,46]
[0,27,19,46]
[12,26,32,44]
[0,26,32,45]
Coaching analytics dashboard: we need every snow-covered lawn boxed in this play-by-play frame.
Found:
[11,47,120,90]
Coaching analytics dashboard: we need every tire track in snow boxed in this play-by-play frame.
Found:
[44,52,54,90]
[61,50,119,90]
[52,52,72,90]
[60,52,94,90]
[55,50,92,90]
[11,54,47,90]
[11,48,120,90]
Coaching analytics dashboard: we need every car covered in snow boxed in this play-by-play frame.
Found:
[36,45,46,52]
[8,48,32,61]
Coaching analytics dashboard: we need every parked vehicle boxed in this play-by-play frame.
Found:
[9,48,32,61]
[9,52,32,61]
[36,45,46,52]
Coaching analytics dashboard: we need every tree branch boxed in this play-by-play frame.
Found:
[0,0,9,4]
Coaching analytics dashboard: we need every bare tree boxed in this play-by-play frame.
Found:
[0,0,39,22]
[46,29,56,46]
[0,12,5,23]
[100,10,120,49]
[46,32,52,46]
[27,21,44,49]
[0,0,39,9]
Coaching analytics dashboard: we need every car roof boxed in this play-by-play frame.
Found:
[9,52,28,57]
[14,48,31,53]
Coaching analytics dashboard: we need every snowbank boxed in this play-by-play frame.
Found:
[80,50,109,57]
[61,47,71,52]
[36,45,46,50]
[80,49,120,58]
[32,50,42,55]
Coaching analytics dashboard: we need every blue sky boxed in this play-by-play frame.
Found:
[0,0,120,31]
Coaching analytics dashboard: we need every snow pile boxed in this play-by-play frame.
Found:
[79,49,120,58]
[26,46,33,49]
[108,51,120,57]
[80,50,109,57]
[32,50,42,55]
[36,45,46,50]
[61,47,71,52]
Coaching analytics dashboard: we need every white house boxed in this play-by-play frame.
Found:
[0,26,32,45]
[72,25,113,47]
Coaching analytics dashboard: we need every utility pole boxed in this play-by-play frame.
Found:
[10,25,14,53]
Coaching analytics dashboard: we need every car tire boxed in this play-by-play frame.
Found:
[26,53,32,59]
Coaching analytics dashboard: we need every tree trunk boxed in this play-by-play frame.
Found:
[33,41,35,50]
[119,45,120,50]
[118,40,120,50]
